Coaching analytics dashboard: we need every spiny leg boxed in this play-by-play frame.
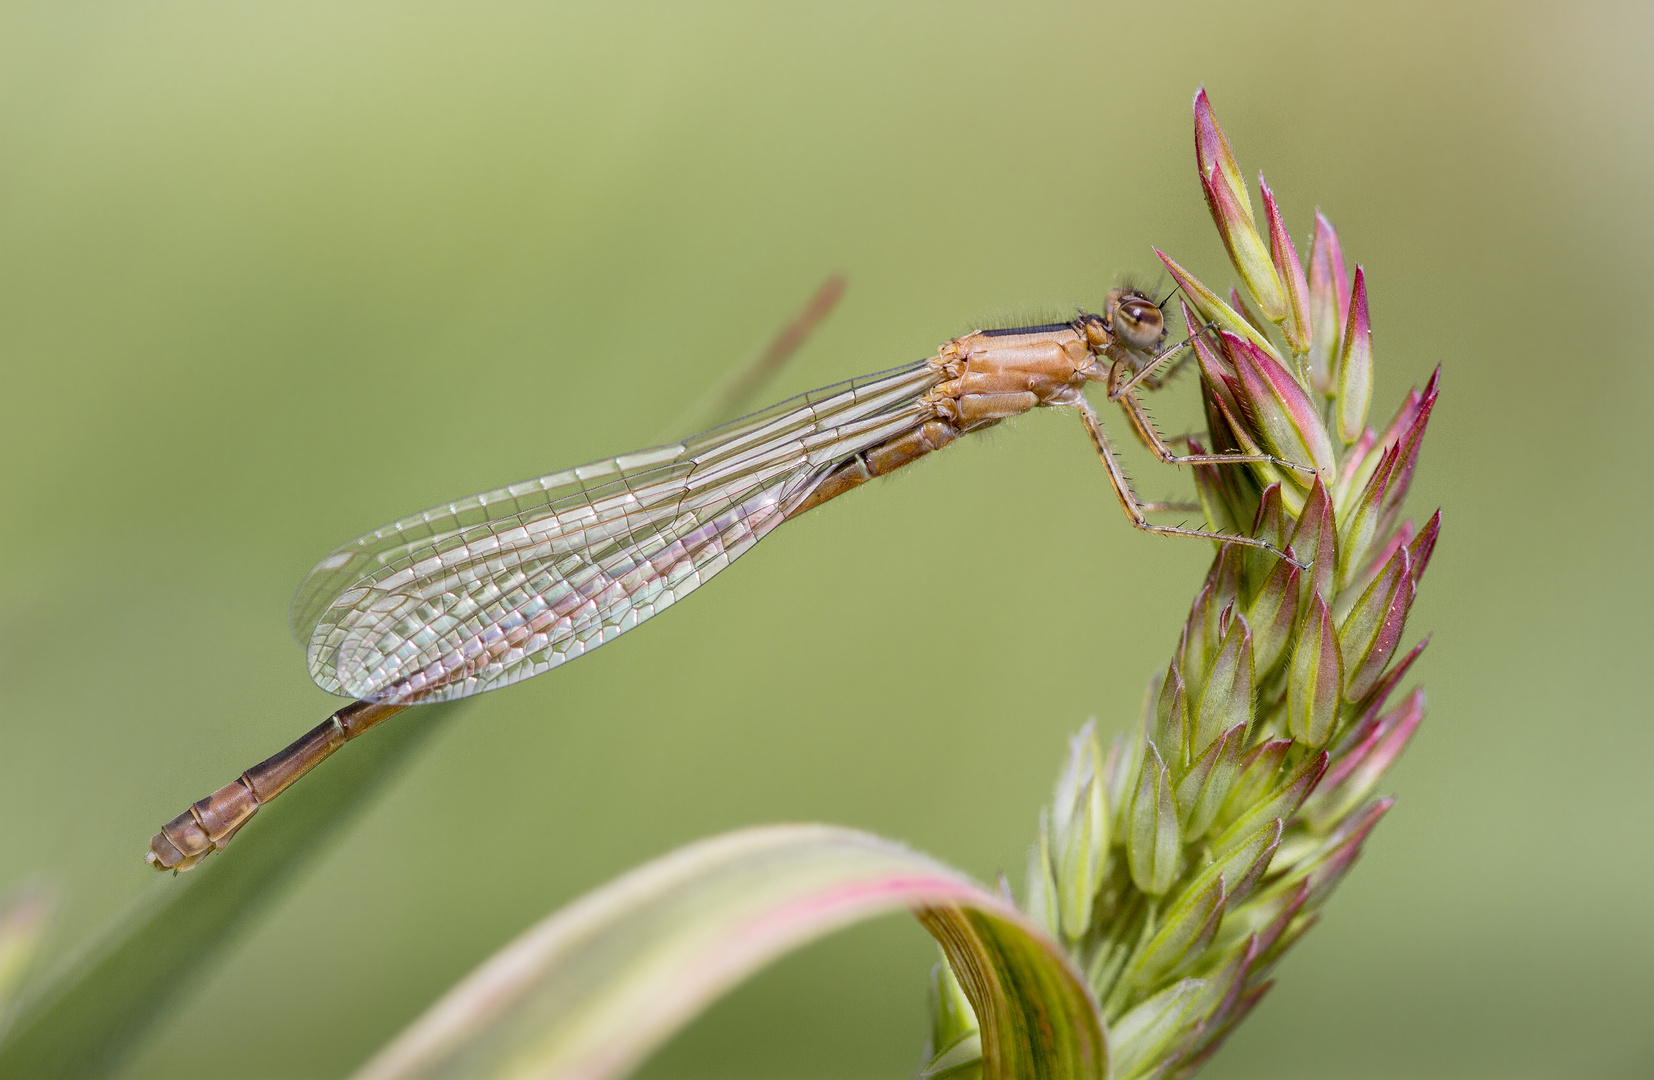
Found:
[1111,324,1212,399]
[1106,324,1312,474]
[1111,423,1204,451]
[1123,346,1199,394]
[1112,384,1315,475]
[1134,349,1197,391]
[1075,398,1296,561]
[1111,348,1292,467]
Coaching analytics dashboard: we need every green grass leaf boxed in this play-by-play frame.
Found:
[0,703,460,1080]
[353,824,1105,1080]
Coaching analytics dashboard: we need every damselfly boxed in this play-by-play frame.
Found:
[147,285,1303,871]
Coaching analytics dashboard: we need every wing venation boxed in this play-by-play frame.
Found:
[290,362,940,703]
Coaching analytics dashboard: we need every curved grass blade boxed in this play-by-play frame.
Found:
[0,887,50,1039]
[0,702,462,1080]
[662,274,848,438]
[354,824,1105,1080]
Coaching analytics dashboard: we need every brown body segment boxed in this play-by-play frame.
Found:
[148,700,406,871]
[789,322,1097,519]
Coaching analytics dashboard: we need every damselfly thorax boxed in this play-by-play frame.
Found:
[146,286,1305,872]
[800,291,1163,506]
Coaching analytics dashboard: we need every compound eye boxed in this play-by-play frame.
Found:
[1114,296,1165,352]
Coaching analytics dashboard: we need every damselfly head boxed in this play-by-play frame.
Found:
[1103,287,1168,354]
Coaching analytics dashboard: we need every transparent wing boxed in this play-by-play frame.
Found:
[292,361,941,704]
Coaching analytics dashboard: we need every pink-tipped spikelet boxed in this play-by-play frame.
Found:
[924,88,1440,1080]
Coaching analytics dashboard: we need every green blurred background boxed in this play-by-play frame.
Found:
[2,2,1649,1077]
